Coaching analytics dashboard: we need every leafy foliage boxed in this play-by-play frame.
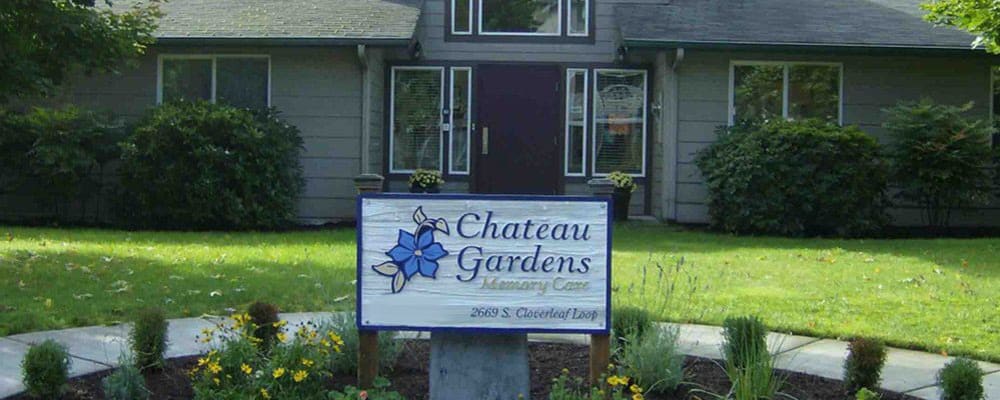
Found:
[923,0,1000,53]
[102,355,150,400]
[119,101,305,229]
[620,328,684,394]
[717,316,783,400]
[131,307,168,371]
[883,100,995,228]
[721,316,769,372]
[612,306,653,345]
[547,369,646,400]
[319,312,401,375]
[21,339,70,399]
[0,0,159,101]
[843,337,888,395]
[696,119,888,237]
[248,302,281,353]
[938,358,985,400]
[856,387,881,400]
[328,377,407,400]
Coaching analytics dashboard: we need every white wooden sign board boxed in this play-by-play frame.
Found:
[356,194,611,333]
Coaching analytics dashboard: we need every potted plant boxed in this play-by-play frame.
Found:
[408,169,444,193]
[607,171,637,221]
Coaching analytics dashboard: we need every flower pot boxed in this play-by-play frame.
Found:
[409,184,441,194]
[409,185,422,193]
[612,189,632,222]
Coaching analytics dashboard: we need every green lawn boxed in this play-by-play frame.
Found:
[1,225,998,362]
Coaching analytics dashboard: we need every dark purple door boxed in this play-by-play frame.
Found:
[475,64,561,194]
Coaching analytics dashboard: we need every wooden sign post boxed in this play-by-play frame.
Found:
[356,194,612,398]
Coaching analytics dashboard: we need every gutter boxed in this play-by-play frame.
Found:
[623,39,995,56]
[154,37,412,47]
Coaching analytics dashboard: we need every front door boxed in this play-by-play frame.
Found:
[475,64,561,194]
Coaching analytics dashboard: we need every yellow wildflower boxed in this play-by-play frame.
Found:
[630,384,642,394]
[632,394,644,400]
[241,364,253,375]
[273,368,286,379]
[197,357,209,367]
[212,377,220,386]
[207,362,222,374]
[276,332,287,343]
[260,388,271,399]
[272,320,287,328]
[301,358,314,367]
[293,370,309,382]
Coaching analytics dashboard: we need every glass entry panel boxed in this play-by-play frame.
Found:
[391,67,444,173]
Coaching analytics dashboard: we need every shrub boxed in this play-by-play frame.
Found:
[21,339,70,398]
[883,100,995,229]
[696,119,888,237]
[722,316,769,371]
[611,306,653,343]
[130,308,168,371]
[843,337,888,395]
[938,358,985,400]
[320,312,401,375]
[247,302,280,352]
[723,343,783,400]
[620,327,684,393]
[102,355,149,400]
[0,107,34,195]
[119,101,305,229]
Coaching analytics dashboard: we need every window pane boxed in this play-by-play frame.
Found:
[569,0,587,35]
[217,58,269,109]
[789,65,839,123]
[162,59,212,103]
[392,69,442,172]
[566,70,586,175]
[453,0,471,33]
[451,69,471,173]
[481,0,559,34]
[733,65,783,125]
[594,70,645,175]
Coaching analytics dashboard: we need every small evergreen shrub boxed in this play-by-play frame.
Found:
[722,315,769,371]
[119,101,305,229]
[843,337,888,395]
[130,308,168,371]
[247,301,280,352]
[696,119,888,236]
[21,339,70,399]
[611,306,653,343]
[102,355,150,400]
[620,327,684,393]
[320,312,401,375]
[938,358,985,400]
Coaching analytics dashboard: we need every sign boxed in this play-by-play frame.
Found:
[356,194,611,333]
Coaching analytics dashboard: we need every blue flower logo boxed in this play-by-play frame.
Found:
[371,207,450,293]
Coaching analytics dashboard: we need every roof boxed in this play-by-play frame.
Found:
[615,0,980,51]
[107,0,423,46]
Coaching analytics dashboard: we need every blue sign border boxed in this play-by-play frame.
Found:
[355,193,613,335]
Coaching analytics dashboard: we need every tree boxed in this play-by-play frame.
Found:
[0,0,160,102]
[923,0,1000,53]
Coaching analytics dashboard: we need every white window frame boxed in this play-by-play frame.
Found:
[565,68,588,177]
[592,68,648,178]
[728,60,844,126]
[389,66,446,174]
[451,0,473,35]
[449,67,473,175]
[156,54,271,107]
[567,0,589,37]
[477,0,563,36]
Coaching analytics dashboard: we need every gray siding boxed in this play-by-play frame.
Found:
[667,49,998,227]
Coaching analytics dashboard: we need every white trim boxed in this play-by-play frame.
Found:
[728,60,843,126]
[565,68,588,177]
[451,0,473,35]
[477,0,562,36]
[157,54,271,107]
[389,66,446,174]
[449,67,472,175]
[591,68,648,178]
[567,0,589,37]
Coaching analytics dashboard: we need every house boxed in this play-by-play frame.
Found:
[28,0,1000,225]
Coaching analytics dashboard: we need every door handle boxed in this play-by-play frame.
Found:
[481,127,489,155]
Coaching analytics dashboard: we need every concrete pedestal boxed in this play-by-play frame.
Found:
[429,332,530,400]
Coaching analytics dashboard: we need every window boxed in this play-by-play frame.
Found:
[390,67,444,173]
[593,69,647,176]
[568,0,588,36]
[158,55,270,109]
[450,68,472,174]
[452,0,587,37]
[452,0,472,34]
[730,62,841,126]
[565,69,587,176]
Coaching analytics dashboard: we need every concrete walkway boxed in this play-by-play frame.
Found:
[1,312,997,399]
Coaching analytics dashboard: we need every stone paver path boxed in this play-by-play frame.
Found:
[1,313,997,399]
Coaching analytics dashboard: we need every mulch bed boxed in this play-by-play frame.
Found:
[8,341,919,400]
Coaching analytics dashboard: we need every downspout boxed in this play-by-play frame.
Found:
[357,44,371,174]
[660,48,684,221]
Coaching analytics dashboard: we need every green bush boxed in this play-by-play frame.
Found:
[723,342,783,400]
[319,312,401,375]
[119,101,305,229]
[611,306,653,343]
[247,302,280,352]
[102,355,150,400]
[843,337,888,395]
[722,315,769,371]
[130,308,168,371]
[21,339,70,399]
[696,119,888,237]
[883,100,995,229]
[0,107,34,195]
[938,358,985,400]
[856,387,880,400]
[620,327,684,394]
